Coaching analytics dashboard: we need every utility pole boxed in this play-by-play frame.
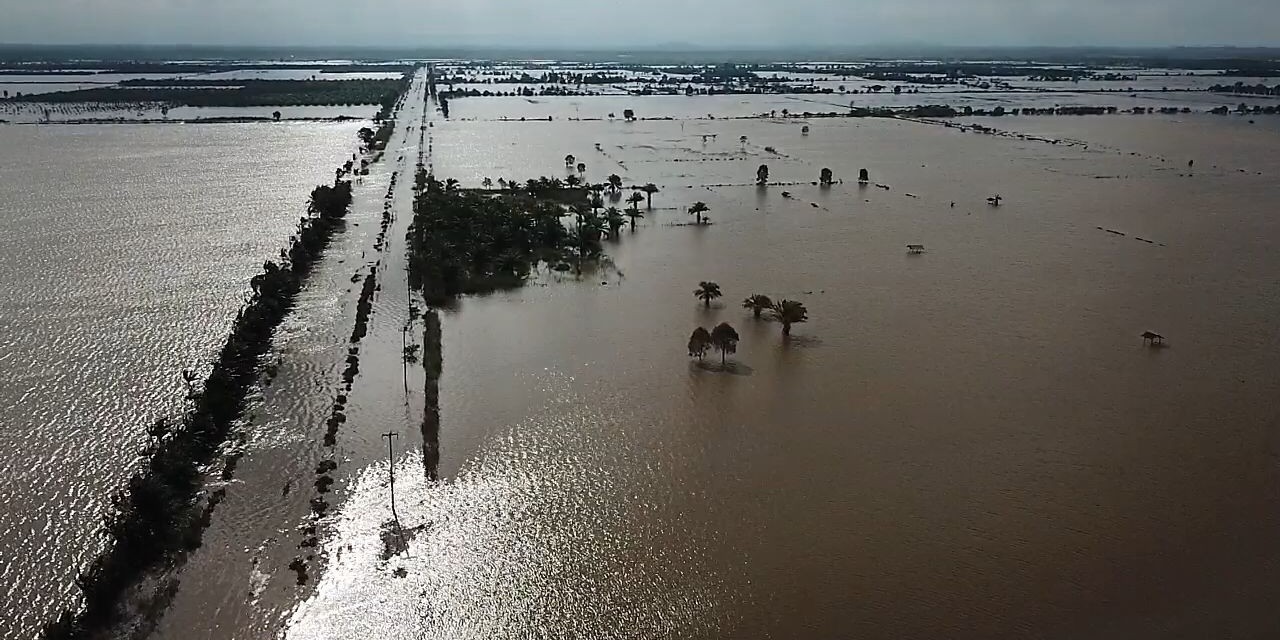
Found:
[381,431,401,525]
[381,431,409,555]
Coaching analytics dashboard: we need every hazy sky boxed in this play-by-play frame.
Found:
[1,0,1277,48]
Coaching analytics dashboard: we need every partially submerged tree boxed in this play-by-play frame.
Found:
[565,154,576,167]
[742,294,774,318]
[858,168,870,183]
[688,201,710,225]
[623,108,636,121]
[482,177,494,190]
[627,191,645,212]
[688,327,712,361]
[757,164,770,185]
[711,322,740,366]
[577,162,586,174]
[604,207,625,239]
[770,299,809,336]
[642,183,660,207]
[695,281,723,308]
[623,206,644,231]
[607,174,623,193]
[820,168,834,185]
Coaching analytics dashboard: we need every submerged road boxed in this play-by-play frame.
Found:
[151,69,433,640]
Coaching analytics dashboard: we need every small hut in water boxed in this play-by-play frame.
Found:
[1141,331,1166,346]
[907,244,926,254]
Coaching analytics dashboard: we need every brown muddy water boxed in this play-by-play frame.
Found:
[277,110,1280,639]
[0,121,364,638]
[6,85,1280,639]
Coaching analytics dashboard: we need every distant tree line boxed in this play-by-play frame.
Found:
[1209,82,1280,96]
[2,77,411,108]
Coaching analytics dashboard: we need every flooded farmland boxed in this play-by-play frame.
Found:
[286,104,1278,637]
[4,61,1280,640]
[0,120,365,639]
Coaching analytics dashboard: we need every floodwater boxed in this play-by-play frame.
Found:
[279,108,1280,638]
[5,80,1280,639]
[0,103,378,123]
[0,120,365,639]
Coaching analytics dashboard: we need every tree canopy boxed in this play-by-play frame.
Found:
[711,322,740,365]
[695,281,723,307]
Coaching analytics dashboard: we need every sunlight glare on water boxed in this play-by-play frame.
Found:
[285,393,740,640]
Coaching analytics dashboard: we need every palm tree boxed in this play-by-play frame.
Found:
[694,281,722,308]
[607,174,623,193]
[757,164,770,185]
[627,191,645,212]
[688,201,710,225]
[482,177,494,190]
[770,299,809,336]
[566,174,582,188]
[642,183,659,207]
[589,194,604,212]
[565,154,576,167]
[742,294,773,318]
[623,206,644,231]
[577,162,586,174]
[688,327,712,361]
[604,207,625,239]
[710,322,740,366]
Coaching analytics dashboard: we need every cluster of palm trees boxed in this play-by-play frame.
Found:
[689,282,811,366]
[407,173,576,303]
[694,282,810,333]
[743,295,809,335]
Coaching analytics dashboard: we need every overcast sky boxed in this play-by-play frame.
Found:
[1,0,1276,48]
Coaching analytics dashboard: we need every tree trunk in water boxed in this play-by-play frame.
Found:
[721,350,726,366]
[783,322,791,336]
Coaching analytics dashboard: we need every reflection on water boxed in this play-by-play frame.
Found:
[0,121,362,639]
[286,398,741,640]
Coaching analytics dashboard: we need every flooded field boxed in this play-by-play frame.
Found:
[168,93,1280,638]
[0,120,365,639]
[4,72,1280,639]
